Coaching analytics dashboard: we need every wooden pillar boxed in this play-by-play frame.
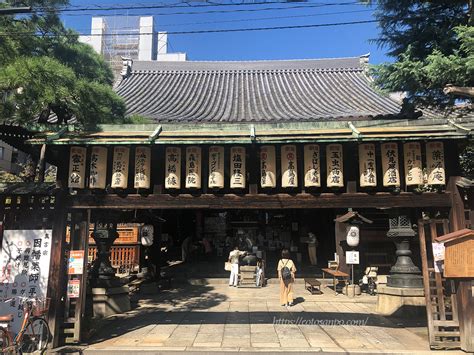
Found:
[47,191,67,348]
[447,176,465,231]
[335,219,349,274]
[70,209,90,342]
[456,280,474,352]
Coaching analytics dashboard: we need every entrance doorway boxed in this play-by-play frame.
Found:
[155,208,397,280]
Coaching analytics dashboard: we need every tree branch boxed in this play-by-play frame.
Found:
[443,84,474,98]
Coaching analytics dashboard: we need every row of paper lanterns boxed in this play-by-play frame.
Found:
[68,142,445,190]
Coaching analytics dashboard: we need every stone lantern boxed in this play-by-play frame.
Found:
[89,221,120,287]
[386,214,423,288]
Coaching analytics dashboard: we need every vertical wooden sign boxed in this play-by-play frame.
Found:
[281,145,298,188]
[185,146,201,189]
[68,147,86,189]
[208,146,224,189]
[165,147,181,189]
[89,146,107,189]
[304,144,321,187]
[134,146,151,189]
[230,147,246,189]
[260,146,276,188]
[381,143,400,187]
[326,144,344,187]
[359,143,377,187]
[426,141,445,185]
[111,147,130,189]
[404,142,423,186]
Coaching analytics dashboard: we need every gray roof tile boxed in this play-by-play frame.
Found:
[115,56,405,123]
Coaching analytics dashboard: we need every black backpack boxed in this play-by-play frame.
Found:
[280,260,292,281]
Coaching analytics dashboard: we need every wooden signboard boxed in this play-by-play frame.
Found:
[435,229,474,278]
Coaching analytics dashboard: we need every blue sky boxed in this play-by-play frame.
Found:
[63,0,391,64]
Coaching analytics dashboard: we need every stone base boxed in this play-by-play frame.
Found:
[375,285,425,316]
[342,284,361,298]
[91,286,131,318]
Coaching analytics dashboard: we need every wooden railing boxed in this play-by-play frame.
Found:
[88,244,140,273]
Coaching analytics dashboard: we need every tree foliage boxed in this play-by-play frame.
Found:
[369,1,474,109]
[0,0,126,129]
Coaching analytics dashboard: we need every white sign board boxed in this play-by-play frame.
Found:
[345,251,360,265]
[0,230,53,334]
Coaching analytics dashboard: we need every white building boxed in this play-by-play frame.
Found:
[79,16,186,75]
[0,142,27,175]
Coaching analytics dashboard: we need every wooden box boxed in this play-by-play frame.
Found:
[435,229,474,278]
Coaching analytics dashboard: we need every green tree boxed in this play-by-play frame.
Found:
[0,0,126,129]
[369,1,474,109]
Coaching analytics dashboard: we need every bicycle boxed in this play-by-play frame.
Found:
[0,297,51,354]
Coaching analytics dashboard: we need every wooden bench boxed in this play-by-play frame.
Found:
[304,278,321,295]
[322,268,350,295]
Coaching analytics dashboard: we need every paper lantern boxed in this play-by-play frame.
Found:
[230,147,246,188]
[89,147,107,189]
[426,141,445,185]
[165,147,181,189]
[381,143,400,187]
[185,146,201,188]
[346,225,360,247]
[208,146,224,189]
[281,145,298,188]
[403,142,423,186]
[304,144,321,187]
[260,146,276,188]
[134,146,151,189]
[359,143,377,187]
[111,147,130,189]
[326,144,344,187]
[68,146,86,189]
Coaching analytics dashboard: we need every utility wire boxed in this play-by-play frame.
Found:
[56,3,364,17]
[35,1,361,12]
[0,19,378,37]
[59,8,373,31]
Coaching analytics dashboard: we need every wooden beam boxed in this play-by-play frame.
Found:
[66,192,452,209]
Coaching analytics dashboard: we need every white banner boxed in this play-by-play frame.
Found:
[281,145,298,188]
[381,143,400,187]
[134,147,151,189]
[230,147,246,188]
[0,230,53,334]
[208,146,224,189]
[111,147,130,189]
[404,142,423,186]
[89,147,107,189]
[185,146,201,189]
[326,144,344,187]
[165,147,181,189]
[359,143,377,187]
[68,147,86,189]
[426,142,446,185]
[260,146,276,188]
[304,144,321,187]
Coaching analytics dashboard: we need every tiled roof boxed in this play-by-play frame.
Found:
[115,56,406,123]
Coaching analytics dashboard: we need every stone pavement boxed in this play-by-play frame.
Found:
[77,282,453,354]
